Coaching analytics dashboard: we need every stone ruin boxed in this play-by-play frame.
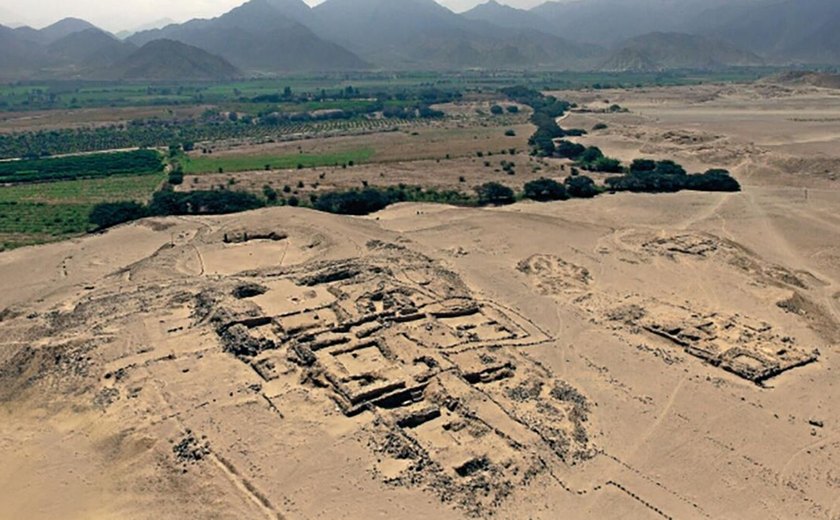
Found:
[196,241,596,516]
[606,299,819,385]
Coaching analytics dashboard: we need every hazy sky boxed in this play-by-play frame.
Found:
[0,0,550,31]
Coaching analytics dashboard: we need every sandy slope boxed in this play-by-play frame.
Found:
[1,83,839,519]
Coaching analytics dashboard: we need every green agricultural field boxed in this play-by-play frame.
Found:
[182,148,375,174]
[0,149,164,183]
[0,172,166,250]
[0,173,166,205]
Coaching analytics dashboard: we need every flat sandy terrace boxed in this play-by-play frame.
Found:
[553,82,840,188]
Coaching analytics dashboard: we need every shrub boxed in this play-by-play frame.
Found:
[653,160,686,176]
[605,167,740,193]
[263,185,278,203]
[149,190,264,216]
[313,188,392,215]
[89,201,148,230]
[475,182,515,206]
[555,140,586,160]
[490,105,504,115]
[579,146,604,164]
[505,129,516,137]
[629,159,657,174]
[565,175,599,198]
[168,169,184,185]
[588,157,623,173]
[592,123,608,131]
[506,106,519,114]
[523,178,568,202]
[685,169,741,192]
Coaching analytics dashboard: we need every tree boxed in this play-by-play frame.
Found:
[168,169,184,185]
[149,190,264,216]
[565,175,599,198]
[313,188,392,215]
[654,160,686,176]
[589,157,623,173]
[524,178,568,202]
[490,105,504,115]
[263,185,278,203]
[555,140,586,160]
[579,146,604,164]
[629,159,656,174]
[475,182,515,206]
[89,201,148,230]
[685,169,741,192]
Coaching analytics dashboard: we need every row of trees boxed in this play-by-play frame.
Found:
[89,176,591,229]
[0,106,443,160]
[89,188,266,230]
[90,160,739,231]
[605,160,741,192]
[249,86,461,106]
[500,86,587,157]
[552,140,741,192]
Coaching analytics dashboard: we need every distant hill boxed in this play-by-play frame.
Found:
[531,0,735,46]
[2,0,840,78]
[116,18,177,40]
[265,0,315,24]
[699,0,840,62]
[601,32,765,71]
[775,9,840,65]
[308,0,595,69]
[769,71,840,89]
[462,0,560,36]
[129,0,368,72]
[47,29,137,70]
[0,24,49,79]
[104,39,240,81]
[31,17,98,44]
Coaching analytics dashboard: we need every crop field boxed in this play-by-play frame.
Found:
[0,172,165,249]
[0,117,413,160]
[182,148,376,174]
[0,203,93,247]
[0,173,166,205]
[0,150,164,183]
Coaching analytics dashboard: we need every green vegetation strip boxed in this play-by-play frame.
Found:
[0,172,165,250]
[0,150,163,183]
[182,149,375,174]
[0,173,166,204]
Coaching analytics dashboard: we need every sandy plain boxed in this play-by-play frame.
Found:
[0,80,838,520]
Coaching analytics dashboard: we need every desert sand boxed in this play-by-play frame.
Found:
[1,81,839,519]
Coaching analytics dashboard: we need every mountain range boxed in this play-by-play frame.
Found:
[1,0,839,81]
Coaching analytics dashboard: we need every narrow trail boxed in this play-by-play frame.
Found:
[211,453,286,520]
[143,362,286,520]
[776,433,839,487]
